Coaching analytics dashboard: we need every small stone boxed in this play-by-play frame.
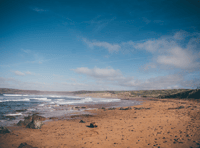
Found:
[18,142,38,148]
[79,120,85,123]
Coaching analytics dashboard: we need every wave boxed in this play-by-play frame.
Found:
[3,94,28,97]
[0,98,30,102]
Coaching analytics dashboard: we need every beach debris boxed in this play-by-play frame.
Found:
[26,120,44,129]
[79,120,86,123]
[0,126,10,134]
[119,107,132,110]
[88,122,98,128]
[18,142,38,148]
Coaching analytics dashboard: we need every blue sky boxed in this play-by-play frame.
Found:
[0,0,200,91]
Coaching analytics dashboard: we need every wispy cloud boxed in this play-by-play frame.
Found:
[31,7,48,13]
[84,16,116,32]
[73,67,199,90]
[72,67,122,79]
[14,71,25,76]
[82,38,121,53]
[26,71,32,75]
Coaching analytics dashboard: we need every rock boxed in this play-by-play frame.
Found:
[89,122,98,128]
[16,109,27,112]
[0,126,10,134]
[17,114,46,127]
[24,116,33,125]
[26,120,44,129]
[79,120,85,123]
[120,107,132,110]
[18,142,38,148]
[17,120,25,126]
[32,114,46,121]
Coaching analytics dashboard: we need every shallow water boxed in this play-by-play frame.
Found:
[0,94,141,126]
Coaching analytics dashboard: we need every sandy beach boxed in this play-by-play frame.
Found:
[0,97,200,148]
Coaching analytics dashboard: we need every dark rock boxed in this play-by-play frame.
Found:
[16,109,27,112]
[168,106,185,110]
[88,122,97,128]
[120,107,132,110]
[18,142,38,148]
[79,120,85,123]
[26,120,43,129]
[0,126,10,134]
[108,107,116,110]
[5,116,16,120]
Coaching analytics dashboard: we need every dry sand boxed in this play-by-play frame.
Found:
[0,98,200,148]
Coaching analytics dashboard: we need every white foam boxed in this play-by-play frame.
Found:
[54,97,121,105]
[3,94,28,97]
[38,104,45,106]
[5,113,23,116]
[48,95,62,98]
[31,98,51,101]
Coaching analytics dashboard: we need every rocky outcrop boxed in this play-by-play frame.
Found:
[0,126,10,134]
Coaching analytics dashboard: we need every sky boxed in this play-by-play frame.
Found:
[0,0,200,91]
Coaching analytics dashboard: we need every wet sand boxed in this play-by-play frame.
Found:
[0,98,200,148]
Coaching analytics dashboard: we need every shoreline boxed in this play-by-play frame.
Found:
[0,98,200,148]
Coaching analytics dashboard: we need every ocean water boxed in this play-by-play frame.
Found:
[0,94,141,126]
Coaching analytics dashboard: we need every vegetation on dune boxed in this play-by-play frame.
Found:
[0,88,199,99]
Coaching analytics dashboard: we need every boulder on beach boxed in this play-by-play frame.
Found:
[26,120,44,129]
[17,114,45,129]
[0,126,10,134]
[18,142,38,148]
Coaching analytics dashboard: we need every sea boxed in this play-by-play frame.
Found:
[0,94,141,126]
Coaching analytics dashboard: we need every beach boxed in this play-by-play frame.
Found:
[0,97,200,148]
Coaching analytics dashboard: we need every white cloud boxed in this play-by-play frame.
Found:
[14,71,25,76]
[157,47,200,69]
[82,31,200,71]
[83,38,121,53]
[131,31,200,70]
